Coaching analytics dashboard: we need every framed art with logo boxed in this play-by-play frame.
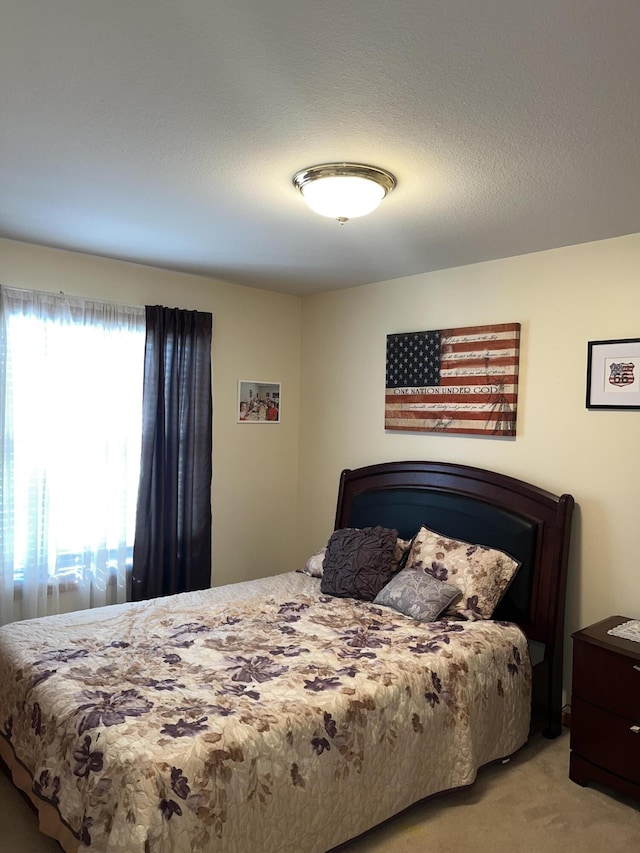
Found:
[586,338,640,409]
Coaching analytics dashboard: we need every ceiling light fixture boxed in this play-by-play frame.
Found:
[292,162,396,223]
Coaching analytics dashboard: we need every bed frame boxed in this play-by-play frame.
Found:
[0,460,575,852]
[334,460,575,738]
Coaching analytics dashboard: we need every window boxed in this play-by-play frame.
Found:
[0,287,145,623]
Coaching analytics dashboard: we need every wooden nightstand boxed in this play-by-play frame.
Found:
[569,615,640,802]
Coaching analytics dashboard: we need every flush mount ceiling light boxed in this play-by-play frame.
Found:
[292,162,397,223]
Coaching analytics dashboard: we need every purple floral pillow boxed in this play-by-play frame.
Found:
[300,536,409,580]
[405,525,520,619]
[320,526,399,601]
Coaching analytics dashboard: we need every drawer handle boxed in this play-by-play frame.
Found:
[634,665,640,672]
[631,725,640,734]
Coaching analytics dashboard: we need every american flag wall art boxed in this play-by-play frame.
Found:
[385,322,521,436]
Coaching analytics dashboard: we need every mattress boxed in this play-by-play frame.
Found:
[0,571,531,852]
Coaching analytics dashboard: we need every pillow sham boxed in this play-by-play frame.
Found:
[373,569,461,622]
[299,546,327,578]
[405,525,520,619]
[320,526,398,601]
[394,537,411,571]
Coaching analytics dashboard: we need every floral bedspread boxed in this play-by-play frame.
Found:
[0,572,531,852]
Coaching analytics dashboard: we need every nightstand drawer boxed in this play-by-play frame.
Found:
[573,638,640,719]
[570,695,640,785]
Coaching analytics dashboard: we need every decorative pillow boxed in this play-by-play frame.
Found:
[320,526,398,601]
[405,525,520,619]
[393,537,411,571]
[299,546,327,578]
[373,569,461,622]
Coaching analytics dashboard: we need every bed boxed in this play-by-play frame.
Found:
[0,460,574,853]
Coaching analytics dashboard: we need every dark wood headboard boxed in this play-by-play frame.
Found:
[334,460,574,738]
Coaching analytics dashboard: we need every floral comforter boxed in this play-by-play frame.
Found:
[0,572,531,853]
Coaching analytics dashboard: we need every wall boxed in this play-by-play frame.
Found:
[0,237,301,589]
[4,232,640,702]
[297,232,640,700]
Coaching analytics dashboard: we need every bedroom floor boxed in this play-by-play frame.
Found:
[2,729,639,852]
[337,729,640,852]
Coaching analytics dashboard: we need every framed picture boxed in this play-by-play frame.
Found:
[238,380,281,423]
[385,322,521,436]
[586,338,640,409]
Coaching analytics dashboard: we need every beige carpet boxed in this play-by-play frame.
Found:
[1,729,639,852]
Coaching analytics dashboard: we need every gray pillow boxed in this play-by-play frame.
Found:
[373,568,461,622]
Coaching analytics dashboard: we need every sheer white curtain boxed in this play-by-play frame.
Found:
[0,287,145,625]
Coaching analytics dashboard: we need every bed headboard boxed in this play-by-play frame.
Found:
[334,460,574,738]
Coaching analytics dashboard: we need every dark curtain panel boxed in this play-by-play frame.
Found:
[131,305,212,600]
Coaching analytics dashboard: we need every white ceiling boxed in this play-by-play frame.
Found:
[2,1,640,296]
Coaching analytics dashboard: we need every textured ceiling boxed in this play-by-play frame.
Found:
[2,1,640,295]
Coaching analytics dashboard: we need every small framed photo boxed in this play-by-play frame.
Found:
[238,380,281,423]
[586,338,640,409]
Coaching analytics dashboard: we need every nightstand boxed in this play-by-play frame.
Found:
[569,615,640,802]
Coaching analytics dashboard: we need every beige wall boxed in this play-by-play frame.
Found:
[0,237,301,588]
[297,232,640,700]
[4,232,640,702]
